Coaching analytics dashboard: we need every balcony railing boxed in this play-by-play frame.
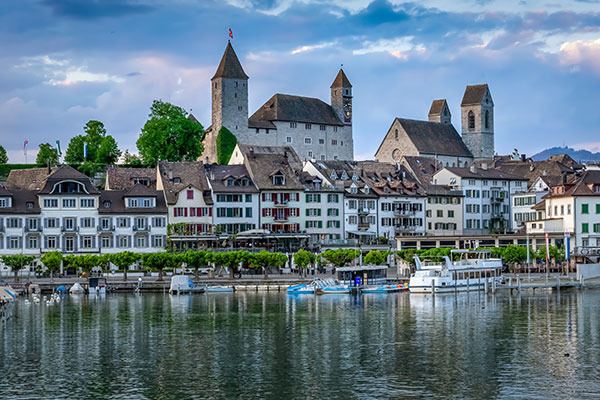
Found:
[133,225,150,232]
[357,207,369,215]
[61,226,79,233]
[357,222,370,230]
[273,201,290,207]
[97,225,115,232]
[394,209,416,216]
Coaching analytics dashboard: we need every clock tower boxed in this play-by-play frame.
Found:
[330,69,352,126]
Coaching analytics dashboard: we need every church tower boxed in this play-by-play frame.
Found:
[428,99,451,125]
[211,41,249,138]
[330,69,352,126]
[461,84,494,160]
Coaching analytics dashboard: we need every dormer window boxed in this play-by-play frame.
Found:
[351,172,358,181]
[53,181,86,194]
[341,171,349,180]
[132,177,150,186]
[227,178,235,187]
[0,198,9,208]
[173,177,181,184]
[240,178,249,186]
[26,202,33,209]
[330,171,338,180]
[103,201,111,208]
[273,174,285,186]
[364,187,370,194]
[350,187,358,194]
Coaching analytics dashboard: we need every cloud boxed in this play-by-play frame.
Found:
[573,142,600,152]
[291,41,336,54]
[558,38,600,73]
[40,0,154,19]
[353,36,426,60]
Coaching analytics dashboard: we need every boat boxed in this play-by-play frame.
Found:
[287,283,315,294]
[409,250,503,293]
[0,285,16,323]
[361,283,408,293]
[69,282,85,294]
[169,275,207,294]
[320,286,351,294]
[89,277,108,295]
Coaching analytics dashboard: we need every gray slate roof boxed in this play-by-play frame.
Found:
[428,99,448,116]
[38,165,99,195]
[99,189,167,214]
[158,161,213,205]
[211,42,248,80]
[461,84,489,106]
[5,167,57,191]
[205,164,258,193]
[396,118,472,158]
[240,147,304,191]
[0,188,40,214]
[105,166,156,190]
[444,167,527,180]
[248,94,343,129]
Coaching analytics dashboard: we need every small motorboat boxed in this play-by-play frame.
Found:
[287,284,315,294]
[88,277,108,295]
[205,286,234,293]
[361,283,408,294]
[319,286,351,294]
[169,276,206,294]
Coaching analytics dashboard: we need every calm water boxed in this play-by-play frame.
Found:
[1,290,600,399]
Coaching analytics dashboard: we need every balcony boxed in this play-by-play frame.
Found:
[395,225,417,234]
[490,194,505,203]
[358,207,369,215]
[97,225,115,232]
[273,215,289,223]
[357,222,370,231]
[133,225,150,232]
[394,209,416,216]
[61,226,79,233]
[274,200,290,207]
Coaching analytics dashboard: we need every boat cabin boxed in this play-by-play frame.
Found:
[336,265,388,286]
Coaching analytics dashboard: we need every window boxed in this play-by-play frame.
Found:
[437,210,443,217]
[7,218,19,228]
[101,237,111,249]
[596,204,600,214]
[305,123,311,129]
[333,126,338,132]
[245,207,252,218]
[349,215,357,224]
[62,199,76,208]
[304,137,312,144]
[273,175,285,186]
[81,218,94,228]
[103,201,111,208]
[582,223,589,233]
[485,110,489,129]
[135,236,146,248]
[47,236,57,249]
[28,236,38,249]
[47,218,57,228]
[394,129,398,140]
[328,194,339,203]
[593,223,600,233]
[320,125,326,131]
[152,217,165,228]
[319,139,324,144]
[0,198,8,208]
[173,177,181,184]
[331,140,337,145]
[44,198,58,208]
[118,217,129,228]
[286,137,292,143]
[80,198,95,208]
[82,236,93,249]
[64,218,75,230]
[187,190,194,200]
[320,155,325,160]
[290,122,297,128]
[135,217,146,230]
[448,210,454,218]
[119,236,128,248]
[468,111,475,129]
[255,128,260,133]
[246,194,252,202]
[153,235,164,248]
[582,204,589,214]
[100,218,111,230]
[9,237,20,249]
[308,151,313,158]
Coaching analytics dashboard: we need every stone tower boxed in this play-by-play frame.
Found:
[211,41,249,138]
[330,69,352,127]
[461,84,494,160]
[428,99,451,125]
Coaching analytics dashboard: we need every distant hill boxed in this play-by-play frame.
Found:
[531,146,600,164]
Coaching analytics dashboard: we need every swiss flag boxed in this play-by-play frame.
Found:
[229,28,233,39]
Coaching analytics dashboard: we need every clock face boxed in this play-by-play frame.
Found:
[392,149,401,161]
[343,101,352,124]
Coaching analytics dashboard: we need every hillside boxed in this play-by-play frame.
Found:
[531,146,600,163]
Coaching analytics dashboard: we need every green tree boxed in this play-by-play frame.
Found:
[36,143,60,166]
[249,251,287,279]
[64,254,104,276]
[122,149,143,166]
[216,126,237,164]
[364,250,387,266]
[142,252,180,281]
[136,100,205,164]
[65,120,121,164]
[322,249,360,268]
[293,249,315,277]
[109,251,141,281]
[0,145,7,164]
[41,251,62,279]
[1,255,35,282]
[184,250,211,279]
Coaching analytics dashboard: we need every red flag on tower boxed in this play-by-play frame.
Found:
[229,28,233,39]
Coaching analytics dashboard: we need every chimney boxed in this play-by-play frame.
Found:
[562,172,567,184]
[481,163,488,171]
[205,156,209,165]
[469,165,477,174]
[210,172,215,181]
[521,154,526,162]
[168,169,173,181]
[47,160,51,175]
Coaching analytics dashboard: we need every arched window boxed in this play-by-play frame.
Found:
[468,111,475,130]
[484,110,489,129]
[394,129,398,140]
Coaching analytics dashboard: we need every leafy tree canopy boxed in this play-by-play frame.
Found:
[122,149,143,166]
[1,254,35,281]
[41,251,63,272]
[36,143,59,166]
[293,249,315,269]
[216,126,237,164]
[322,249,360,268]
[136,100,205,165]
[364,250,387,266]
[0,145,8,164]
[65,120,121,164]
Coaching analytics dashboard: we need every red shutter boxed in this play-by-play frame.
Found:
[209,208,213,217]
[184,208,188,217]
[262,193,266,201]
[283,193,290,202]
[262,208,266,217]
[173,208,177,217]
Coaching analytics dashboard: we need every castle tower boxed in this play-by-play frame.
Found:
[461,84,494,160]
[211,41,249,137]
[428,99,451,125]
[330,69,352,126]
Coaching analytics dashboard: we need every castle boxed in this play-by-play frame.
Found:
[202,42,354,163]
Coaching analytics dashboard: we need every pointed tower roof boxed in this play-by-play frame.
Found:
[330,69,352,88]
[211,41,249,80]
[461,84,490,106]
[428,99,449,116]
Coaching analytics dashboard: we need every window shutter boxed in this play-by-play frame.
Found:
[128,235,132,248]
[92,236,96,248]
[306,209,309,216]
[110,235,114,248]
[18,218,22,228]
[74,218,78,229]
[43,218,47,228]
[74,238,78,252]
[262,193,266,201]
[126,218,131,228]
[91,218,95,228]
[318,221,322,228]
[305,221,309,228]
[44,236,48,249]
[317,209,321,216]
[19,236,23,249]
[209,208,213,217]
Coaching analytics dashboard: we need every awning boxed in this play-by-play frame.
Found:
[347,231,377,236]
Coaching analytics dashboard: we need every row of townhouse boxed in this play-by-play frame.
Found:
[0,165,167,258]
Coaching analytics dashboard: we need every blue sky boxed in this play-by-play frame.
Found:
[1,0,599,162]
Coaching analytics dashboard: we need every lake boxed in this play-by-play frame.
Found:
[1,290,599,399]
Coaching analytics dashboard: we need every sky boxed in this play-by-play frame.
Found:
[1,0,599,163]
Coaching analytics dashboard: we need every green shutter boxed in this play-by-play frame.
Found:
[582,223,589,233]
[316,194,321,202]
[305,194,310,203]
[317,209,321,216]
[306,209,309,216]
[596,204,600,214]
[305,221,309,228]
[582,204,589,214]
[318,221,322,228]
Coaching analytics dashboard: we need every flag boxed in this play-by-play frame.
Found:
[84,142,88,159]
[229,28,233,39]
[23,140,28,156]
[56,140,62,156]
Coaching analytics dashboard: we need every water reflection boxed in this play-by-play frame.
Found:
[1,291,599,399]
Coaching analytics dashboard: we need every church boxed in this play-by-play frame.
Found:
[374,84,495,166]
[201,42,355,163]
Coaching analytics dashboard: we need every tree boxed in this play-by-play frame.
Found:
[65,120,121,164]
[36,143,59,166]
[41,251,62,279]
[64,254,104,276]
[0,145,7,164]
[108,251,141,281]
[184,250,210,279]
[136,100,205,164]
[322,249,360,268]
[122,149,143,166]
[142,252,180,281]
[1,255,35,282]
[216,126,237,164]
[249,251,287,279]
[293,249,315,277]
[364,250,387,266]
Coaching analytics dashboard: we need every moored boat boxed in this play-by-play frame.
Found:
[409,250,503,293]
[361,283,408,293]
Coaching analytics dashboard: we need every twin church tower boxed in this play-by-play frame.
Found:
[202,42,494,164]
[203,42,354,163]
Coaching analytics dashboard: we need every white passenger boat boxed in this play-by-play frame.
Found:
[409,250,503,293]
